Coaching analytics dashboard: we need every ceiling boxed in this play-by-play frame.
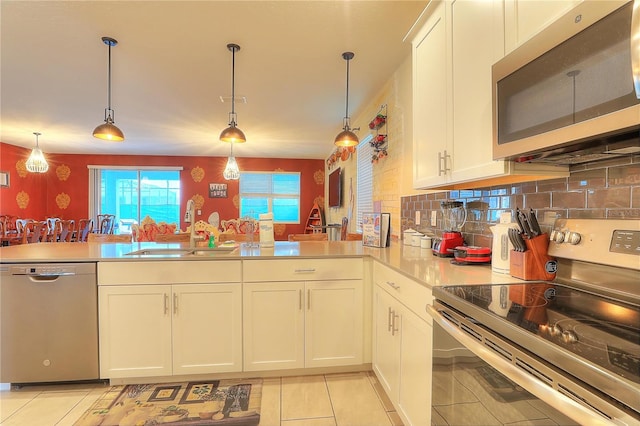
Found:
[1,1,426,160]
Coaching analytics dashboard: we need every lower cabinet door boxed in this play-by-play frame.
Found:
[305,280,363,368]
[172,284,242,375]
[397,307,432,426]
[243,282,305,371]
[373,286,401,399]
[99,285,173,379]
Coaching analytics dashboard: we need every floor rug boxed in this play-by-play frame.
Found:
[74,378,262,426]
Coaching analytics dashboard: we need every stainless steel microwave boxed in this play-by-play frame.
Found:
[492,0,640,164]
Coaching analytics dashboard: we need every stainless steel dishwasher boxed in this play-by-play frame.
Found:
[1,263,99,384]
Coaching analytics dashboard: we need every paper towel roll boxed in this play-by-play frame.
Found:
[259,213,274,247]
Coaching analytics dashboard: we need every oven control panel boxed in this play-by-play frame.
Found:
[548,219,640,269]
[610,230,640,255]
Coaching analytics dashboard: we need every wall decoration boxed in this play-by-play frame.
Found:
[56,192,71,209]
[15,159,27,178]
[314,195,324,207]
[274,223,287,236]
[192,194,205,210]
[191,166,205,182]
[16,191,29,209]
[313,170,324,185]
[56,165,71,181]
[208,183,228,198]
[233,194,240,209]
[369,104,388,164]
[0,171,9,187]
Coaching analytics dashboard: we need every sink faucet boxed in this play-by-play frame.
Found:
[185,199,203,248]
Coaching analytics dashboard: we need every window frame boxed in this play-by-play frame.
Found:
[239,171,301,224]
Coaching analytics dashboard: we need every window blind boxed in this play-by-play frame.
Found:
[356,134,374,231]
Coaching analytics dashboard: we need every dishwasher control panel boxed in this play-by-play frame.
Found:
[11,265,76,276]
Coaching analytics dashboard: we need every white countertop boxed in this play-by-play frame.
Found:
[0,241,523,288]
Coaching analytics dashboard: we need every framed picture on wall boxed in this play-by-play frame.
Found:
[209,183,228,198]
[0,171,9,188]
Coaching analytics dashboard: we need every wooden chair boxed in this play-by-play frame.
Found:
[218,233,252,243]
[340,216,349,240]
[46,218,62,242]
[288,233,328,241]
[97,214,116,234]
[76,219,94,242]
[58,219,76,242]
[21,221,48,244]
[87,233,132,243]
[345,233,363,241]
[155,233,190,242]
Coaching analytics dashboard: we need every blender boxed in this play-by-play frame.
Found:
[432,201,466,257]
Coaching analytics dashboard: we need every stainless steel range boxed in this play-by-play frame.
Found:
[429,219,639,425]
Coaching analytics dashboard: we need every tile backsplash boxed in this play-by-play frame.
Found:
[401,156,640,248]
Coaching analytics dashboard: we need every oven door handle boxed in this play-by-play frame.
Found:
[426,305,615,426]
[632,0,640,98]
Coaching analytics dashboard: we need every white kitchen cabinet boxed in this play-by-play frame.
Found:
[99,285,172,378]
[98,261,242,379]
[409,0,568,190]
[412,0,448,189]
[372,262,432,426]
[504,0,582,54]
[243,259,364,372]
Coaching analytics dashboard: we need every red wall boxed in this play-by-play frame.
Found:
[0,142,325,239]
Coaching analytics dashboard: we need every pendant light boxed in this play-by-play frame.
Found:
[93,36,124,141]
[26,132,49,173]
[223,142,240,180]
[220,43,246,144]
[334,51,359,147]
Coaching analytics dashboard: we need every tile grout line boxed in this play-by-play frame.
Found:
[323,374,338,426]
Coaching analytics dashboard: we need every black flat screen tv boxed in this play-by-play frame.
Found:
[328,167,342,208]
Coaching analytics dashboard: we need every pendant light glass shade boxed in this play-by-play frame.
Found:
[26,132,49,173]
[93,36,124,141]
[334,52,359,147]
[220,44,246,143]
[223,143,240,180]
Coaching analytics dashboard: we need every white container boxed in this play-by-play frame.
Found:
[490,222,519,274]
[420,236,432,249]
[411,233,424,247]
[259,213,274,248]
[403,229,418,245]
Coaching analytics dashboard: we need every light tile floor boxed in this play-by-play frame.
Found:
[0,372,403,426]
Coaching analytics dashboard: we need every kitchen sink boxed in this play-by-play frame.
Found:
[125,246,237,257]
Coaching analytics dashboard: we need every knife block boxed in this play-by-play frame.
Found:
[509,234,556,281]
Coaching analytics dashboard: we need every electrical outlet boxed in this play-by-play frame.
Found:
[197,209,202,216]
[431,211,437,226]
[415,211,421,225]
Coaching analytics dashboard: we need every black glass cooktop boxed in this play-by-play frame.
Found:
[435,282,640,384]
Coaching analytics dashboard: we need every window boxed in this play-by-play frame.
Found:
[89,166,182,233]
[239,172,301,223]
[356,135,374,231]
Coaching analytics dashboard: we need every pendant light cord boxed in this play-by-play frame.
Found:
[107,42,112,111]
[231,46,236,119]
[345,57,350,122]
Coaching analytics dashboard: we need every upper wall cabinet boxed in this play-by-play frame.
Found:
[504,0,583,54]
[408,0,569,190]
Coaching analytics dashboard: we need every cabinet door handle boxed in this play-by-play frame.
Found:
[388,307,394,332]
[173,293,178,315]
[391,312,400,336]
[386,281,400,291]
[164,293,169,315]
[307,289,311,310]
[294,268,316,273]
[438,150,451,175]
[299,289,303,310]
